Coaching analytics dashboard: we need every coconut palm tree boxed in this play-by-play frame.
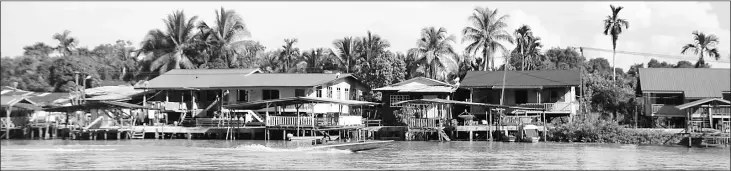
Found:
[407,27,458,81]
[299,48,336,73]
[279,38,300,73]
[52,30,79,57]
[681,31,721,68]
[197,7,250,68]
[462,7,514,71]
[332,37,359,73]
[512,25,543,70]
[603,4,630,82]
[139,10,203,74]
[357,31,390,68]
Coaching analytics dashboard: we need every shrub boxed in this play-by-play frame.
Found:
[547,114,680,144]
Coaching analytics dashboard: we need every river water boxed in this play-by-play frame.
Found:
[1,140,729,170]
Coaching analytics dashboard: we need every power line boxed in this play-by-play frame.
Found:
[575,46,731,63]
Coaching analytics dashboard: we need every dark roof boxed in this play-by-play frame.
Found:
[224,96,379,109]
[676,98,731,110]
[44,101,150,112]
[639,68,730,98]
[460,70,580,88]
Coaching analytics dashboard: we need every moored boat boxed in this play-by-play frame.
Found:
[311,140,394,152]
[518,124,541,143]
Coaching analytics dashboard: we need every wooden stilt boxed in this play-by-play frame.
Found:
[469,130,473,141]
[104,130,108,140]
[117,131,121,140]
[31,128,35,139]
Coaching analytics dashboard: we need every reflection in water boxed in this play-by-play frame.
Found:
[1,140,729,170]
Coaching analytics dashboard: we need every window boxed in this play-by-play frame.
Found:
[336,88,341,99]
[344,88,350,100]
[515,90,528,104]
[237,90,248,102]
[327,87,333,98]
[390,95,410,107]
[262,89,279,100]
[724,92,731,101]
[295,89,305,97]
[316,87,323,97]
[550,90,559,102]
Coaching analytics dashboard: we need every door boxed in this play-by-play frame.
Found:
[515,90,528,104]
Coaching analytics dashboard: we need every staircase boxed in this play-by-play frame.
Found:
[437,129,451,141]
[130,127,145,139]
[250,112,264,123]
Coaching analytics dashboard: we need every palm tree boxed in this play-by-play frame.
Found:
[52,30,79,57]
[681,31,721,68]
[407,27,458,81]
[512,25,543,70]
[197,7,250,68]
[463,7,514,71]
[332,37,359,73]
[279,38,300,73]
[357,31,390,68]
[139,10,202,74]
[300,48,336,73]
[603,4,630,82]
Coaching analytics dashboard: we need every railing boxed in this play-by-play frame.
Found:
[522,103,554,111]
[405,118,439,128]
[712,107,731,115]
[519,102,574,112]
[266,116,314,127]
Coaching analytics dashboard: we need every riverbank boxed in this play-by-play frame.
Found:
[544,116,712,145]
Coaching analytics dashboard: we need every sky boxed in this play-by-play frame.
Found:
[2,1,730,70]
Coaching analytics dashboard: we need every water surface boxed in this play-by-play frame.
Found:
[2,140,729,170]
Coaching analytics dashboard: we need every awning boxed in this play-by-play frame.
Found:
[223,96,380,110]
[44,101,151,112]
[675,98,731,110]
[391,98,545,111]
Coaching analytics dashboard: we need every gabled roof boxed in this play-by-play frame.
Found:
[373,77,456,93]
[85,85,153,101]
[460,70,580,88]
[215,73,362,88]
[137,68,261,89]
[44,101,151,112]
[639,68,730,98]
[675,98,731,110]
[1,95,38,110]
[140,69,366,90]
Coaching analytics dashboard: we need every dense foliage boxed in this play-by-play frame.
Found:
[548,115,683,144]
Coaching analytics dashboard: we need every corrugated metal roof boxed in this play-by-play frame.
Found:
[373,77,456,93]
[391,98,543,110]
[1,95,37,107]
[460,70,580,88]
[639,68,730,98]
[675,98,731,110]
[216,73,357,88]
[141,69,361,89]
[138,68,261,89]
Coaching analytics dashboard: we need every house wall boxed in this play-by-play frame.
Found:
[379,91,452,125]
[468,86,577,115]
[224,77,368,114]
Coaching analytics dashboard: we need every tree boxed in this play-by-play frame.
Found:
[603,5,630,82]
[542,47,584,70]
[512,25,543,71]
[23,42,55,59]
[197,7,251,68]
[332,37,359,73]
[681,31,721,68]
[407,27,458,81]
[299,48,336,73]
[52,30,79,57]
[138,10,203,75]
[647,58,673,68]
[356,31,390,71]
[278,38,301,73]
[674,60,695,68]
[462,7,514,71]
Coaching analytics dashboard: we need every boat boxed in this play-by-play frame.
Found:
[311,139,394,152]
[500,130,516,142]
[518,124,541,143]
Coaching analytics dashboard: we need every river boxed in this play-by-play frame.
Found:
[1,140,729,170]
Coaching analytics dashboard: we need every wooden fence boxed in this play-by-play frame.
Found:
[405,118,439,128]
[266,116,314,127]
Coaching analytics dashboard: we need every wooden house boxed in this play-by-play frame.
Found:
[372,77,458,126]
[637,68,730,130]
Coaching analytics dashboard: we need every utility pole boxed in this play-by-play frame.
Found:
[74,72,80,105]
